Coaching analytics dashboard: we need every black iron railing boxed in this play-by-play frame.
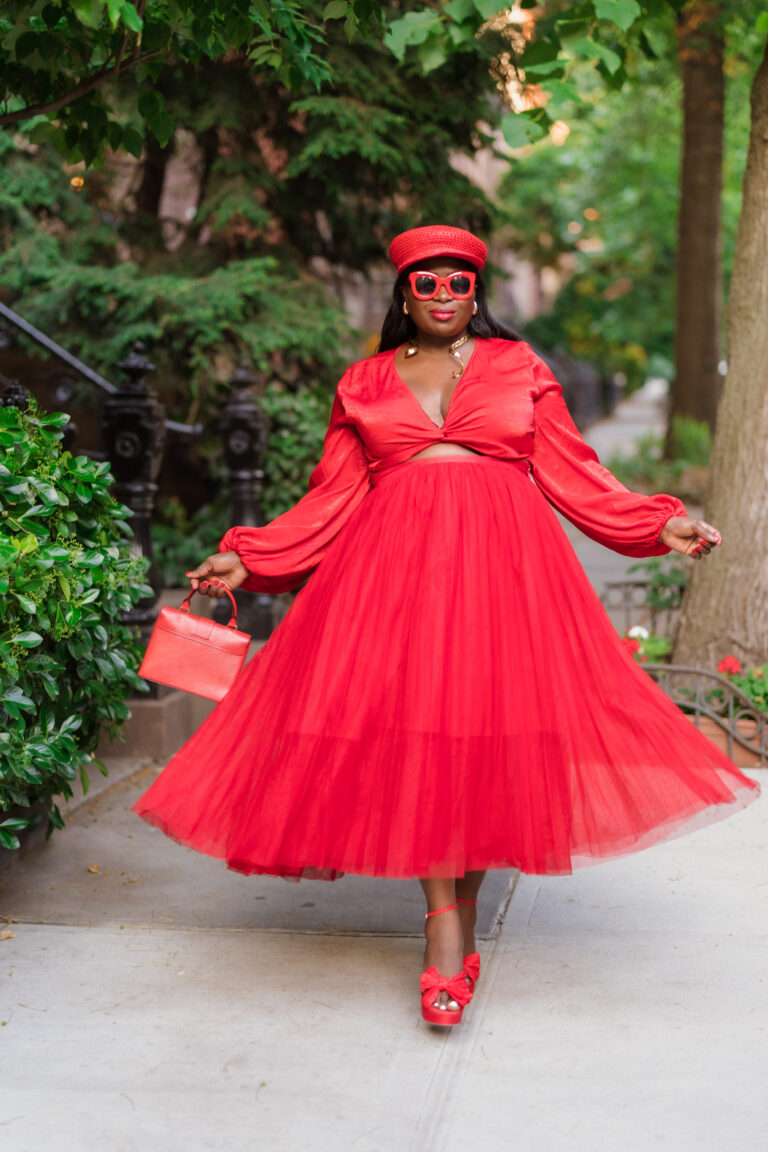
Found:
[0,302,273,637]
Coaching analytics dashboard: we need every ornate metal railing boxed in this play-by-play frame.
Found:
[600,578,686,636]
[0,302,272,637]
[645,663,767,766]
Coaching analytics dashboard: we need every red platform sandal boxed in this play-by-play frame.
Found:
[457,897,481,989]
[421,903,475,1027]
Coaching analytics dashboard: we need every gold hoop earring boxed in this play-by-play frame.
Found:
[402,301,408,315]
[472,301,478,315]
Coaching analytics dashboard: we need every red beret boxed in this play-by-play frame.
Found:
[388,225,487,274]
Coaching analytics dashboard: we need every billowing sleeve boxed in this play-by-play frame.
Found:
[218,385,371,593]
[528,351,687,557]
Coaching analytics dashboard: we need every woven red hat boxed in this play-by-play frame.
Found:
[388,225,487,274]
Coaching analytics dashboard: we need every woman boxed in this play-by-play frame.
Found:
[133,225,759,1027]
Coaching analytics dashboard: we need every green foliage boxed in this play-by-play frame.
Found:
[624,629,672,664]
[0,1,384,163]
[152,497,230,588]
[729,665,768,714]
[698,663,768,716]
[0,399,152,848]
[388,0,648,145]
[665,414,713,464]
[606,416,711,501]
[627,555,690,614]
[260,382,334,521]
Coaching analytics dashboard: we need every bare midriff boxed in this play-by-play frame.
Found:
[408,442,482,462]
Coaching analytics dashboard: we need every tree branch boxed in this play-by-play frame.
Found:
[131,1,148,64]
[0,49,165,128]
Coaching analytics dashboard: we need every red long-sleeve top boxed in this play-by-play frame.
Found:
[220,339,686,593]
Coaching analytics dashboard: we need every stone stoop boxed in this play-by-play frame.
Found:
[96,689,217,765]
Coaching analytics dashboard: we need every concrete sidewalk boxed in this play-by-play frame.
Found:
[2,383,765,1152]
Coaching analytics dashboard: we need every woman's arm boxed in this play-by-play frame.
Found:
[528,351,720,558]
[188,387,372,596]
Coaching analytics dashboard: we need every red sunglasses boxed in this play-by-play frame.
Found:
[407,270,477,301]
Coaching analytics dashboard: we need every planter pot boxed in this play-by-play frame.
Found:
[689,715,765,768]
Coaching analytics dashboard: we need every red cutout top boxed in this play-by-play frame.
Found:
[220,339,686,593]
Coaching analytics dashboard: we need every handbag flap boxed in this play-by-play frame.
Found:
[153,606,250,656]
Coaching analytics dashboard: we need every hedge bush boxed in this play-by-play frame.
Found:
[0,399,151,848]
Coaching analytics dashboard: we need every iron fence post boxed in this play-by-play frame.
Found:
[216,359,274,639]
[102,342,166,631]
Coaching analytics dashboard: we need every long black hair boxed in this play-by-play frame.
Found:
[377,260,521,352]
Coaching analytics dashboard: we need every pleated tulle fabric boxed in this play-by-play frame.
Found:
[133,457,759,879]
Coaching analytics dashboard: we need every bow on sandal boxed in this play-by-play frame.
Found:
[421,902,476,1027]
[420,967,475,1026]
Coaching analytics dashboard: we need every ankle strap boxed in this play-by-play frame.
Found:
[456,897,477,905]
[425,902,458,919]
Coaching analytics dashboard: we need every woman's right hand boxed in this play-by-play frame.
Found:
[185,551,250,598]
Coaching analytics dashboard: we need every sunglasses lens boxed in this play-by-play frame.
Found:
[449,275,472,298]
[413,274,438,298]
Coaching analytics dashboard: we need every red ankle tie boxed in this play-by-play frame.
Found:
[425,902,458,919]
[456,897,477,906]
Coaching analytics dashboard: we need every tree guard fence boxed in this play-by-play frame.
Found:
[643,664,766,767]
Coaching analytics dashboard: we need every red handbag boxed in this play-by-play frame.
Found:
[139,584,250,701]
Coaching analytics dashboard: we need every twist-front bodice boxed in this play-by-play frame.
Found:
[220,338,686,593]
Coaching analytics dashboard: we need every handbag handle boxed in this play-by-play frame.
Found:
[180,581,240,629]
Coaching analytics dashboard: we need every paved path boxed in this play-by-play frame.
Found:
[2,384,764,1152]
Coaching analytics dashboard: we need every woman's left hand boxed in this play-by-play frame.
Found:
[658,516,721,559]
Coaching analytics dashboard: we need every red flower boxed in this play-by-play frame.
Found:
[717,655,742,676]
[622,637,641,655]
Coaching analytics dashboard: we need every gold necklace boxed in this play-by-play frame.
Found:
[404,334,471,379]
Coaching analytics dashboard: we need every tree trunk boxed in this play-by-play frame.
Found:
[673,36,768,669]
[134,134,172,218]
[665,2,724,454]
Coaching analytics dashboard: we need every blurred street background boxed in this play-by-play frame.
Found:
[2,4,768,1150]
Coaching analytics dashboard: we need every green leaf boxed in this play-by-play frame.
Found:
[121,1,143,33]
[418,37,448,74]
[122,126,144,158]
[0,817,29,831]
[593,0,641,33]
[12,632,44,648]
[106,0,122,28]
[0,829,20,850]
[385,11,443,60]
[1,686,35,710]
[36,412,71,427]
[541,78,580,113]
[570,37,622,75]
[444,0,476,22]
[0,544,20,569]
[500,112,545,149]
[71,1,105,31]
[323,1,348,19]
[473,0,504,19]
[12,593,37,614]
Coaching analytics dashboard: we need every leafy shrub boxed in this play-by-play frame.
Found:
[260,382,333,520]
[714,659,768,715]
[153,497,230,588]
[0,400,151,848]
[666,415,712,466]
[627,556,690,614]
[606,416,711,503]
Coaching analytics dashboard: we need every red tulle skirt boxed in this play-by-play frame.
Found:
[133,456,759,879]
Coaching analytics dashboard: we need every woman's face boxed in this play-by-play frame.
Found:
[401,258,476,342]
